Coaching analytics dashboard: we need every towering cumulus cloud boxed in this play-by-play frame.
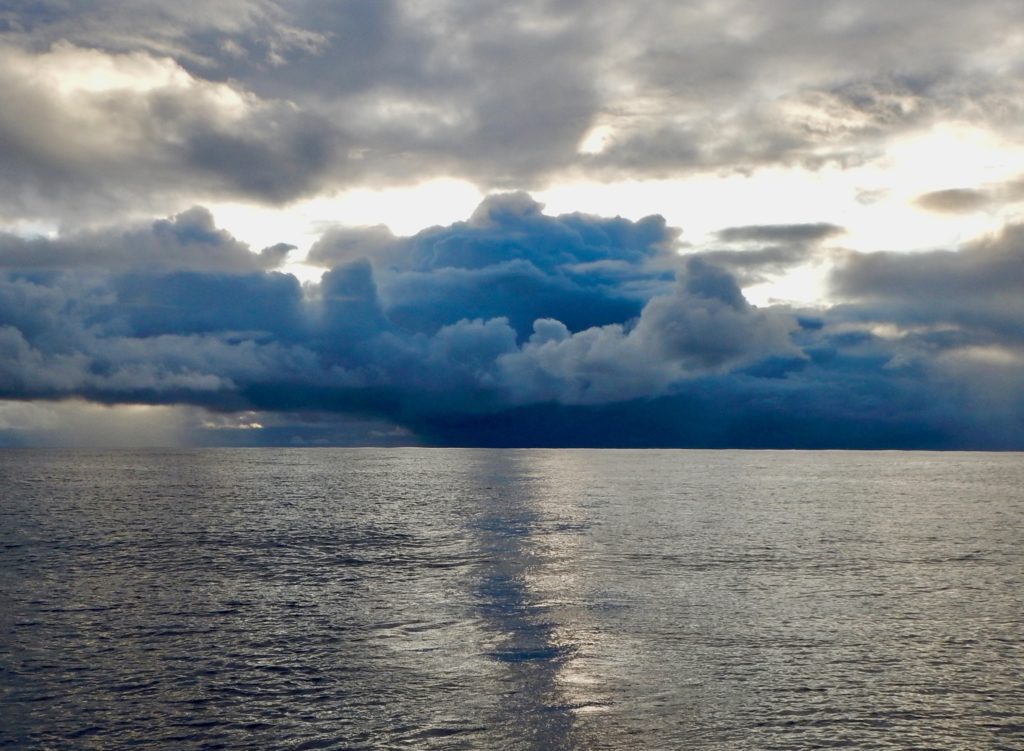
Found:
[1,194,1023,448]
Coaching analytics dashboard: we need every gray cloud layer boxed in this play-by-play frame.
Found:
[831,224,1024,342]
[2,1,1024,219]
[0,207,289,272]
[915,177,1024,214]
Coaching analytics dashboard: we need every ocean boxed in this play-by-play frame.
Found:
[1,449,1022,749]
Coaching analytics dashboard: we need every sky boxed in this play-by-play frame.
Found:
[2,0,1024,448]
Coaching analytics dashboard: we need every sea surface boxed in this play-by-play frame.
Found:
[1,449,1022,749]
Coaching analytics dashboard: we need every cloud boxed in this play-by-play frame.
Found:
[825,223,1024,444]
[3,3,1024,447]
[830,222,1024,341]
[2,194,1023,447]
[4,1,1024,220]
[0,42,343,222]
[0,207,287,272]
[715,224,845,244]
[0,1,322,71]
[689,223,844,285]
[497,258,800,405]
[311,192,679,338]
[307,225,399,268]
[916,188,991,213]
[0,195,803,439]
[914,177,1024,213]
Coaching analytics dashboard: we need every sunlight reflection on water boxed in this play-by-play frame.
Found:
[1,448,1022,749]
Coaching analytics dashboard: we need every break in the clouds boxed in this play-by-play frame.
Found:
[3,1,1024,447]
[1,194,1023,448]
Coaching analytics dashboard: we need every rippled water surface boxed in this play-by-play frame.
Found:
[2,449,1023,749]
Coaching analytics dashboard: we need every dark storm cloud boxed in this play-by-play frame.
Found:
[3,1,1024,220]
[2,194,1023,447]
[0,195,794,428]
[310,193,677,337]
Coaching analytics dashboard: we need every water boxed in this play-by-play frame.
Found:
[1,449,1022,749]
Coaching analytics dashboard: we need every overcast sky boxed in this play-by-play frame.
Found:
[2,0,1023,447]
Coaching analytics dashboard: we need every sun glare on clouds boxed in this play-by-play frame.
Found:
[208,121,1024,302]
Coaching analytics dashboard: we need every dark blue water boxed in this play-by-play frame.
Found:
[1,449,1022,749]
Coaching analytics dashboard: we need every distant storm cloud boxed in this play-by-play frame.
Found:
[0,194,1023,447]
[310,191,679,338]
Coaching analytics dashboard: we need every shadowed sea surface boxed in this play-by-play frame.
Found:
[1,449,1022,749]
